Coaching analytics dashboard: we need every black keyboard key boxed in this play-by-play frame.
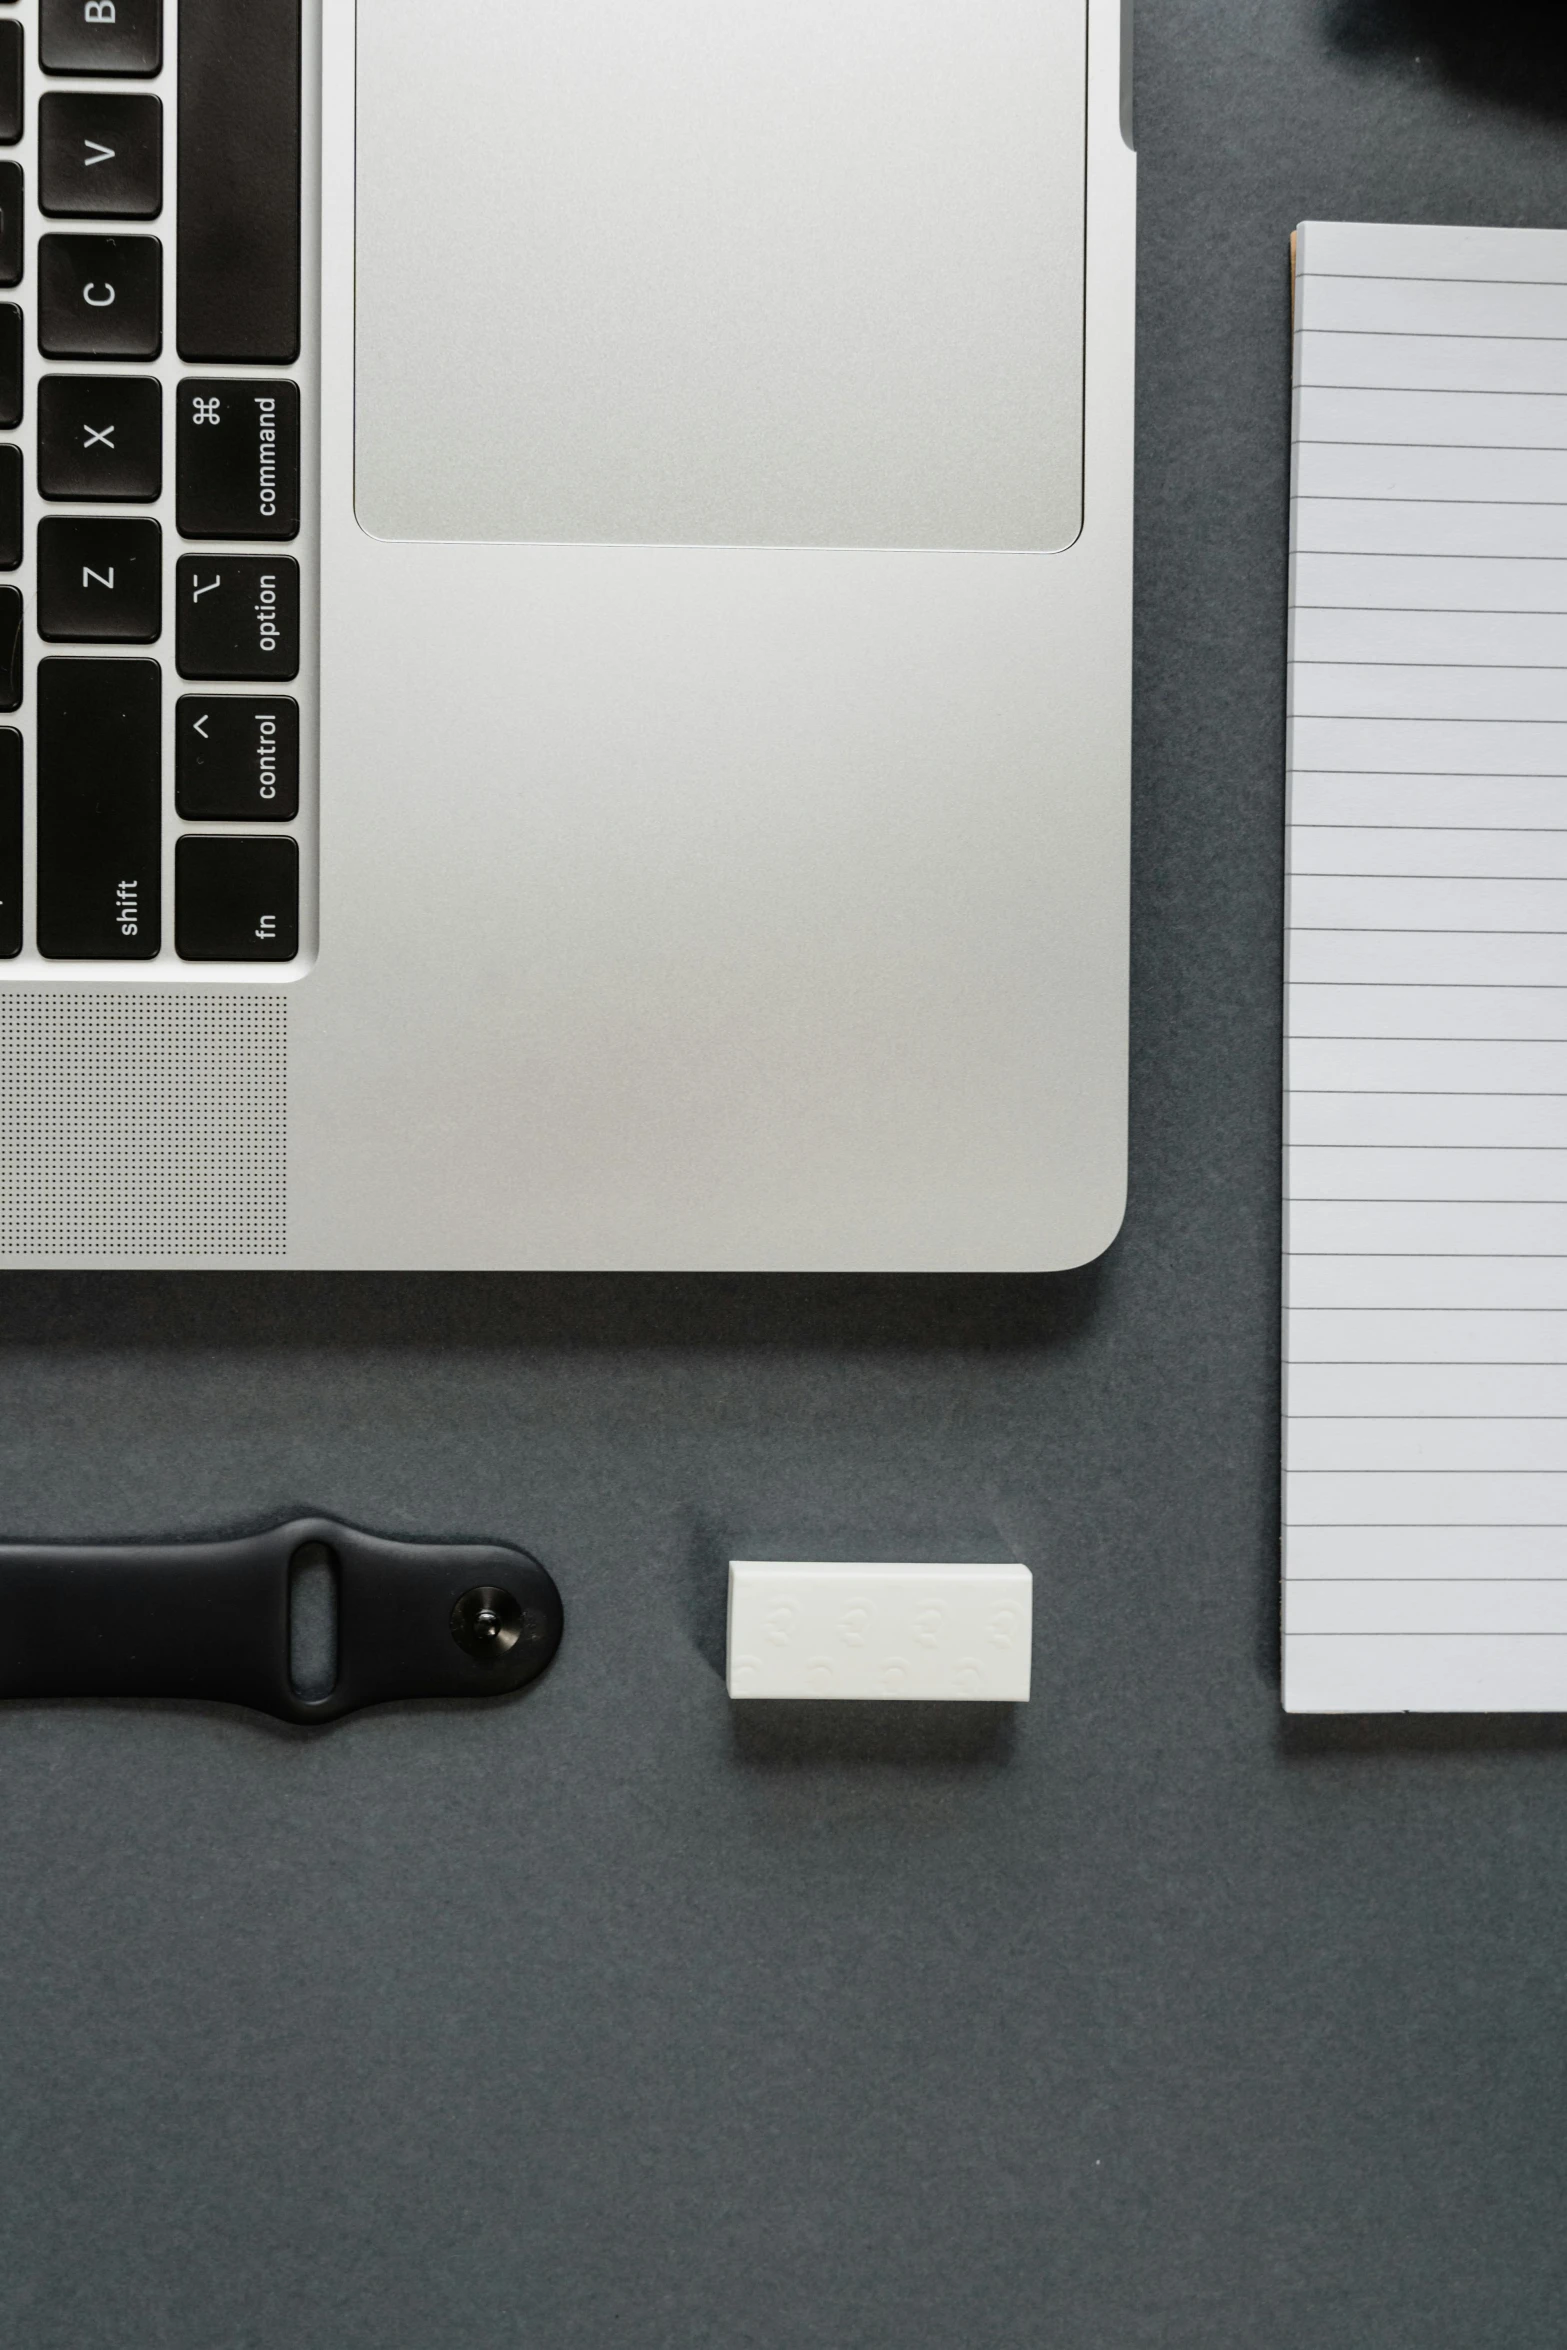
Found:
[176,555,298,679]
[177,696,298,820]
[179,0,299,361]
[40,93,160,217]
[0,444,19,567]
[0,23,21,144]
[177,380,298,539]
[176,834,297,961]
[37,655,160,958]
[39,234,160,356]
[41,0,160,76]
[0,304,20,425]
[38,516,160,639]
[0,726,18,957]
[0,163,21,286]
[39,374,160,498]
[0,586,19,708]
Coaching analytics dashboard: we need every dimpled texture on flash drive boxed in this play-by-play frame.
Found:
[726,1561,1032,1701]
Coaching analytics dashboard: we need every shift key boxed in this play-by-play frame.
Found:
[176,554,298,679]
[0,727,19,958]
[37,658,160,959]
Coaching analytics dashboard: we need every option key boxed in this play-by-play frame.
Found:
[175,554,298,679]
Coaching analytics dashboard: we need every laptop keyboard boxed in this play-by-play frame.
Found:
[0,0,312,969]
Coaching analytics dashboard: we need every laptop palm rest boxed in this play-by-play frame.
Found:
[292,0,1131,1272]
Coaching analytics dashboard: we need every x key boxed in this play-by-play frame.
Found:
[37,375,161,500]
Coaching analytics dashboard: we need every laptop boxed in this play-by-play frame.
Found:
[0,0,1134,1271]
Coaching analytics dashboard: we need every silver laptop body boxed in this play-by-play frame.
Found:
[0,0,1134,1271]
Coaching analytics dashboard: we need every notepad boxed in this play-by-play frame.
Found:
[1284,219,1567,1712]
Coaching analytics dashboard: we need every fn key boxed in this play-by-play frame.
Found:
[176,835,297,960]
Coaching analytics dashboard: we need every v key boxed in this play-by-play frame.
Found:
[39,93,163,220]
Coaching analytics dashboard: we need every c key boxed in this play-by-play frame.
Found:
[39,234,161,357]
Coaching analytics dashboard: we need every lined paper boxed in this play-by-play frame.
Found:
[1284,220,1567,1712]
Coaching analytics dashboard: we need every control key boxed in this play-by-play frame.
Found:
[177,696,297,819]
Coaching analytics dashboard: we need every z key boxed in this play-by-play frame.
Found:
[38,516,160,640]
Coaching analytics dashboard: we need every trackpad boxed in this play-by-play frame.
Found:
[354,0,1087,551]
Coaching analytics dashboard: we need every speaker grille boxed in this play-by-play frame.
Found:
[0,992,287,1259]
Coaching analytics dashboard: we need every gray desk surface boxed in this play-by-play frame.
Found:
[5,8,1567,2345]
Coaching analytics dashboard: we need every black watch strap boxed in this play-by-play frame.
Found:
[0,1516,563,1724]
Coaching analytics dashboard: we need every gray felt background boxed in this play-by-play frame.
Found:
[4,6,1567,2344]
